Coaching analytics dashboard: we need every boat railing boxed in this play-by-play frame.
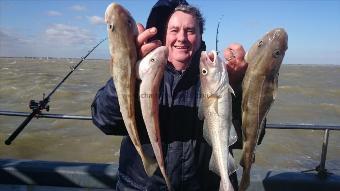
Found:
[266,123,337,178]
[1,110,339,178]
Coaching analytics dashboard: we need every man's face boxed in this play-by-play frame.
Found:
[165,11,202,66]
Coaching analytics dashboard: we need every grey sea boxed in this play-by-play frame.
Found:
[0,57,339,173]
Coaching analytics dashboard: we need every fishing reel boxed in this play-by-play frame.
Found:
[29,94,50,114]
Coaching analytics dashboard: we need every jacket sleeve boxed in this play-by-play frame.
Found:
[91,78,128,135]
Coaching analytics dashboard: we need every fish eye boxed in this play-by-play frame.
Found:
[150,58,155,62]
[127,19,132,28]
[258,40,263,47]
[108,24,114,31]
[202,68,208,76]
[273,50,281,58]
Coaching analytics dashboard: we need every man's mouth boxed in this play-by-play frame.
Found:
[174,45,190,49]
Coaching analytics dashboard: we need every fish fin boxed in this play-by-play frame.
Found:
[142,155,159,177]
[228,84,235,96]
[203,121,212,145]
[209,149,238,177]
[273,75,279,100]
[244,51,249,62]
[213,99,219,115]
[209,153,220,176]
[135,60,141,80]
[198,97,205,120]
[227,151,238,175]
[229,123,238,147]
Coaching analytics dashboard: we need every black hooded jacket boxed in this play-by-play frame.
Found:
[91,0,242,190]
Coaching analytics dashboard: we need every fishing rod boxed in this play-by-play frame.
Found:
[0,110,92,120]
[4,38,107,145]
[215,15,224,55]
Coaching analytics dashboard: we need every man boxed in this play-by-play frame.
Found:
[91,0,247,190]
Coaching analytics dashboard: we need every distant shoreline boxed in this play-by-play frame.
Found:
[0,56,109,61]
[281,63,340,66]
[0,57,339,66]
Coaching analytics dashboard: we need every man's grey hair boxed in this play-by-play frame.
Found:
[174,4,205,34]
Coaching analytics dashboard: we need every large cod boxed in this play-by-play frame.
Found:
[199,50,238,191]
[105,3,157,177]
[239,28,288,191]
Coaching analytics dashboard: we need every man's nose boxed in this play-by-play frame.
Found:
[177,29,187,42]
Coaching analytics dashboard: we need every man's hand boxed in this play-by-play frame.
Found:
[136,23,162,58]
[224,43,248,88]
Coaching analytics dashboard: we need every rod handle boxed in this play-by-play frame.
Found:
[5,112,36,145]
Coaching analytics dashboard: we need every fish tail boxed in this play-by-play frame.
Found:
[157,159,172,190]
[141,155,158,177]
[219,181,234,191]
[125,119,158,177]
[239,142,253,191]
[163,173,172,191]
[239,165,251,191]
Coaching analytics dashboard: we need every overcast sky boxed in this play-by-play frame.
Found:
[1,0,339,64]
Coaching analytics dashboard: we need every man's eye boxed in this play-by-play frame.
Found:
[187,29,195,34]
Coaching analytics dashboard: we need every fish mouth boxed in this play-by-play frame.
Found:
[158,46,169,55]
[269,29,288,44]
[265,28,289,54]
[111,3,130,17]
[207,51,216,62]
[202,50,217,65]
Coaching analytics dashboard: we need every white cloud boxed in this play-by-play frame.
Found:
[87,16,105,25]
[71,5,86,11]
[47,10,62,16]
[45,24,95,46]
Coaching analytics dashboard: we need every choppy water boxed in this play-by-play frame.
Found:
[0,58,339,172]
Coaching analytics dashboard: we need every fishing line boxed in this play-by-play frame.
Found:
[215,14,224,55]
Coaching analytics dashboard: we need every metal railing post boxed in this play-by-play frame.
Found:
[316,128,330,178]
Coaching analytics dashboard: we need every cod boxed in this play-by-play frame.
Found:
[105,3,157,177]
[239,28,288,191]
[199,50,238,191]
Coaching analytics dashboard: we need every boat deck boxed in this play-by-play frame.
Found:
[1,159,339,191]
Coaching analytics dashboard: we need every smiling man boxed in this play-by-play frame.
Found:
[91,0,247,190]
[165,8,202,71]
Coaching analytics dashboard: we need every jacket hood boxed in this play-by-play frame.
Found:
[146,0,188,43]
